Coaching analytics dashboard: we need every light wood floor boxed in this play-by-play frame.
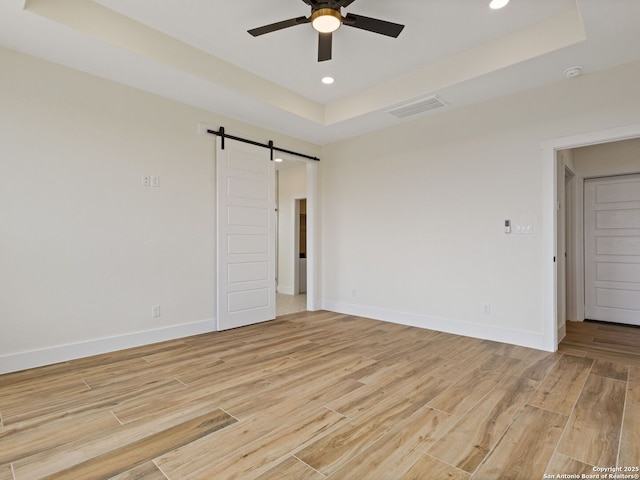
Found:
[559,319,640,366]
[1,312,638,479]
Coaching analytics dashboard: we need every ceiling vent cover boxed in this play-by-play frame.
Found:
[386,95,447,119]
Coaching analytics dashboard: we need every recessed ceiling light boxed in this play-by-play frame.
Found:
[322,76,335,85]
[274,157,283,162]
[489,0,509,9]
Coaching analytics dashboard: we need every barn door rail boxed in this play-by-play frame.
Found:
[207,127,320,162]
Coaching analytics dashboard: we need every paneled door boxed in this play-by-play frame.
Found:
[584,174,640,326]
[216,137,276,331]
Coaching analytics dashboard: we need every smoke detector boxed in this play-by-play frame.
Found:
[564,67,583,78]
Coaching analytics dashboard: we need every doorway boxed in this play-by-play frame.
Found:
[295,198,307,295]
[543,124,640,351]
[216,137,319,330]
[275,158,312,316]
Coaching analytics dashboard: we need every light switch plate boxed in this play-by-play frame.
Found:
[513,223,533,234]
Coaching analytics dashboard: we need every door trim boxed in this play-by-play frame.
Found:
[564,166,577,325]
[291,158,319,311]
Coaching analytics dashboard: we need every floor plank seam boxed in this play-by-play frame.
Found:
[292,454,327,478]
[322,406,345,418]
[552,364,591,466]
[153,459,171,480]
[539,419,568,477]
[218,407,240,423]
[36,409,237,479]
[554,370,625,469]
[470,400,531,477]
[523,402,571,418]
[110,410,124,426]
[423,402,463,419]
[174,376,189,388]
[422,452,467,477]
[615,382,630,467]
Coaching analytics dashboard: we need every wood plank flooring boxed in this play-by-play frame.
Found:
[1,312,639,479]
[560,319,640,366]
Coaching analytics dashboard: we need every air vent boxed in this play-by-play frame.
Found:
[386,95,447,119]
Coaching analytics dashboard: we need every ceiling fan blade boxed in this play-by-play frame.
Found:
[248,16,309,37]
[318,32,332,62]
[343,13,404,38]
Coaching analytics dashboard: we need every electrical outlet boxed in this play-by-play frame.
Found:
[352,289,357,297]
[152,305,161,317]
[142,175,151,187]
[151,175,160,187]
[482,303,491,314]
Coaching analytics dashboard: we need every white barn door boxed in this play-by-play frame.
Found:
[216,137,276,331]
[584,174,640,326]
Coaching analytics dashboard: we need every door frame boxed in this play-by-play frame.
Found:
[541,123,640,351]
[294,160,319,311]
[564,166,577,324]
[555,161,576,343]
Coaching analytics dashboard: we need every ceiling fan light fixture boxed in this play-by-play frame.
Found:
[311,8,342,33]
[248,1,405,63]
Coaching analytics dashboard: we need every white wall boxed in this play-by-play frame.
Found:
[320,59,640,350]
[277,163,307,295]
[572,137,640,177]
[0,46,319,373]
[3,47,640,373]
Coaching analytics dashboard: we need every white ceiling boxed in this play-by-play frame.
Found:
[1,0,640,144]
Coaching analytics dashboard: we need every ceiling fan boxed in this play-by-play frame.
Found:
[248,0,405,62]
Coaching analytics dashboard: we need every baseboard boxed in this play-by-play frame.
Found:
[0,319,215,375]
[557,322,567,343]
[322,301,546,351]
[277,286,295,295]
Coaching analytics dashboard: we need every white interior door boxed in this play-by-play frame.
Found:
[584,174,640,325]
[217,137,276,331]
